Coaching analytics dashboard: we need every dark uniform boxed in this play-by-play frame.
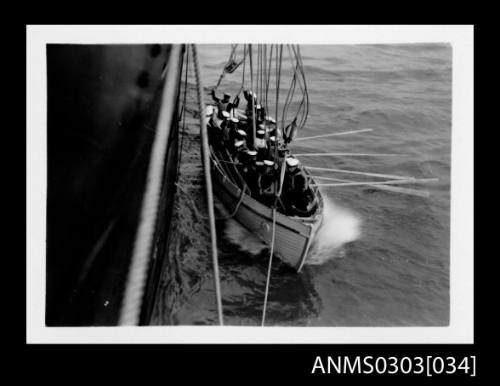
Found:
[255,129,267,160]
[237,150,258,192]
[284,161,312,215]
[243,90,257,117]
[257,161,277,206]
[232,140,248,162]
[212,90,240,119]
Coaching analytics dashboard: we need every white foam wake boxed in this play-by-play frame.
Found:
[306,197,362,265]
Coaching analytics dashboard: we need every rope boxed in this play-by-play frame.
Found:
[261,207,277,326]
[236,45,247,97]
[214,44,245,91]
[191,44,224,325]
[249,44,256,147]
[176,47,189,180]
[261,44,283,327]
[119,45,183,325]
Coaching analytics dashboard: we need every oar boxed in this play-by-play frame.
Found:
[294,152,405,157]
[294,128,373,141]
[310,177,439,186]
[305,166,416,180]
[308,176,435,198]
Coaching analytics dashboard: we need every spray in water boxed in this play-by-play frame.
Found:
[306,197,362,265]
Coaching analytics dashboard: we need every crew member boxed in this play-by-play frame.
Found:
[209,109,230,148]
[211,90,240,119]
[257,160,278,206]
[225,117,241,143]
[283,157,312,215]
[239,150,258,193]
[243,89,257,116]
[232,139,248,162]
[255,128,267,160]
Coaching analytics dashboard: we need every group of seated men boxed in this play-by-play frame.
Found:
[207,89,316,216]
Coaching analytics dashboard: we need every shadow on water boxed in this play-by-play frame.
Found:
[214,205,322,326]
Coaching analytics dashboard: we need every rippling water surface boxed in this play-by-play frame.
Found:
[164,44,451,326]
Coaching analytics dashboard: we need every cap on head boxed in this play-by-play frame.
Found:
[230,117,239,123]
[223,92,231,98]
[256,130,265,138]
[258,124,265,129]
[264,160,274,167]
[237,129,247,137]
[222,111,230,118]
[256,104,262,109]
[255,161,265,167]
[286,158,300,167]
[246,150,258,156]
[269,136,276,142]
[235,140,245,148]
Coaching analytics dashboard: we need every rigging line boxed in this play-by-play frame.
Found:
[215,44,239,91]
[264,45,273,123]
[262,45,283,327]
[294,45,309,129]
[257,45,261,128]
[261,207,277,326]
[260,44,267,105]
[249,44,256,147]
[262,45,266,107]
[256,44,261,104]
[237,45,247,96]
[291,52,306,130]
[283,44,298,117]
[273,44,283,167]
[286,45,305,130]
[191,44,224,326]
[282,47,300,131]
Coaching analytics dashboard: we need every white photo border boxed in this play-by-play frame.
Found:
[26,24,474,344]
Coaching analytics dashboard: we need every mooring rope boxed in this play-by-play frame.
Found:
[119,45,183,325]
[191,44,224,325]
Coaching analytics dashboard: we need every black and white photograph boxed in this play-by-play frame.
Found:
[26,25,473,343]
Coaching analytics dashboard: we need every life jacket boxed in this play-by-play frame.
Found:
[258,172,276,195]
[216,101,230,118]
[255,138,267,149]
[287,167,308,193]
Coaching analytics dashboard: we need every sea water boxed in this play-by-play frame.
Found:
[166,44,451,326]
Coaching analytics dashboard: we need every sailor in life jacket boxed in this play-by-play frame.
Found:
[252,161,266,197]
[256,105,266,124]
[265,135,277,161]
[211,109,230,132]
[257,160,278,206]
[224,117,241,143]
[255,127,268,160]
[248,104,264,123]
[211,89,240,119]
[232,139,248,163]
[243,89,257,116]
[284,157,312,215]
[239,150,258,193]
